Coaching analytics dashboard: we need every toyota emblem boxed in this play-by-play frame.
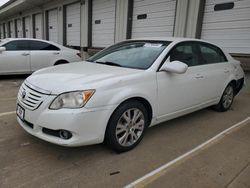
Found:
[22,91,26,99]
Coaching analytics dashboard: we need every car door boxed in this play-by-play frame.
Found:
[29,40,61,71]
[195,42,230,101]
[156,42,208,120]
[0,40,30,74]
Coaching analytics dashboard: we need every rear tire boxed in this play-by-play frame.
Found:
[214,84,235,112]
[105,100,149,153]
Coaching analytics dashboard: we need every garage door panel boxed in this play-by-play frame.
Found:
[9,21,15,38]
[134,0,173,7]
[205,0,250,12]
[16,19,22,38]
[48,9,58,43]
[133,31,173,38]
[202,20,250,30]
[132,0,176,38]
[133,1,176,13]
[203,9,250,23]
[92,0,116,47]
[132,10,175,20]
[34,14,43,39]
[201,0,250,54]
[133,18,175,28]
[24,16,31,38]
[66,2,81,46]
[0,25,3,39]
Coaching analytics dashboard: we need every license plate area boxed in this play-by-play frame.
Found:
[17,104,25,121]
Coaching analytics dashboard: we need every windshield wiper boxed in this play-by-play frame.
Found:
[95,61,122,67]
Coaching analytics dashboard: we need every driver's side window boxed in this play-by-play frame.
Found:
[169,43,199,67]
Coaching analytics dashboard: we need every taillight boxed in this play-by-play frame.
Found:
[77,52,82,58]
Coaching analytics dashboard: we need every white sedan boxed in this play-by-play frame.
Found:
[0,38,81,75]
[16,38,245,152]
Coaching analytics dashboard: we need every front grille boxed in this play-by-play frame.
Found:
[18,83,50,110]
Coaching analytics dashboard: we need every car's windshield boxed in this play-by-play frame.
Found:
[87,40,171,70]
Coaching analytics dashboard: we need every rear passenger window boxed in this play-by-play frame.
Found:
[169,43,199,67]
[4,40,29,51]
[29,41,60,51]
[199,43,227,64]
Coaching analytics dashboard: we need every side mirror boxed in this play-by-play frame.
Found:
[0,47,6,53]
[160,60,188,74]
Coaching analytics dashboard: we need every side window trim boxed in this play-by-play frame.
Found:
[157,41,228,71]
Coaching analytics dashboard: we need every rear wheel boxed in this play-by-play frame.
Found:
[105,101,148,153]
[214,84,235,112]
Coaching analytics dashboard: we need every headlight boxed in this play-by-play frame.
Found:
[49,90,95,110]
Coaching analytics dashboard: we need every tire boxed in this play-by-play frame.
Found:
[214,84,235,112]
[105,100,149,153]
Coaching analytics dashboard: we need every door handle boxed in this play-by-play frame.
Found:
[224,70,230,73]
[22,53,30,56]
[53,52,60,55]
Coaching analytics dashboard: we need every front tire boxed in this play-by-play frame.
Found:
[105,101,149,153]
[214,84,235,112]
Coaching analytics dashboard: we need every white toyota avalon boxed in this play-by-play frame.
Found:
[16,38,245,152]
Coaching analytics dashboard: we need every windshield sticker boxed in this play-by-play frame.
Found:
[144,43,163,48]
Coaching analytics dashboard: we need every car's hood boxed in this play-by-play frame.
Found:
[26,61,142,94]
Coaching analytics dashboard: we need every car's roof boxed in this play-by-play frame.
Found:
[128,37,206,43]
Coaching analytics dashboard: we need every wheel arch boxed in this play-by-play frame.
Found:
[54,59,69,65]
[104,96,153,137]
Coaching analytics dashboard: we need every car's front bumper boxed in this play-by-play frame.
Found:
[17,95,116,147]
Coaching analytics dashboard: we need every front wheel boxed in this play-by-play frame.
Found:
[105,101,149,153]
[214,84,235,112]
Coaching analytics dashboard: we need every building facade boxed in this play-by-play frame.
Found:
[0,0,249,66]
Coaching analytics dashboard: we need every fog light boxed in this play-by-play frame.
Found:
[59,130,72,140]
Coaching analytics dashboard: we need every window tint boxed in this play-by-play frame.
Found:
[29,41,60,51]
[199,43,227,64]
[4,40,29,51]
[169,42,199,67]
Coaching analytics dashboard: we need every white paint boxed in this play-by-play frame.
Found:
[9,20,15,38]
[92,0,116,47]
[0,111,16,117]
[15,38,245,147]
[16,19,23,38]
[34,13,43,39]
[24,16,31,38]
[0,23,3,39]
[125,117,250,188]
[132,0,177,38]
[201,0,250,54]
[66,2,81,46]
[48,9,58,43]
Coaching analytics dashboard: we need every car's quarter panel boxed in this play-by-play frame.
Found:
[30,50,58,71]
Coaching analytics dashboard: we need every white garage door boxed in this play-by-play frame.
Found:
[16,19,23,38]
[34,13,43,39]
[0,24,4,39]
[132,0,176,38]
[3,23,7,38]
[24,16,31,38]
[92,0,116,47]
[9,21,15,38]
[66,2,81,46]
[48,9,58,43]
[201,0,250,54]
